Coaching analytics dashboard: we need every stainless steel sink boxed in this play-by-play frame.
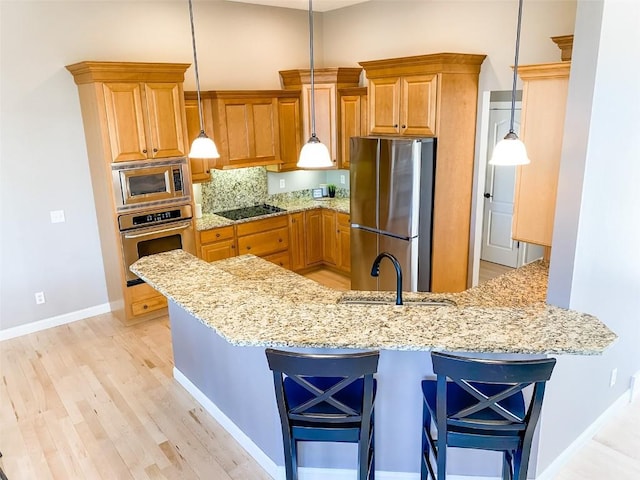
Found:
[337,296,456,307]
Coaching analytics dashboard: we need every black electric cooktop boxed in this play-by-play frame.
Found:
[215,204,286,221]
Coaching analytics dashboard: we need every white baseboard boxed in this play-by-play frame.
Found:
[0,303,111,341]
[534,389,631,480]
[173,367,502,480]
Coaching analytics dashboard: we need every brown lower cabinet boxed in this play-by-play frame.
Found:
[196,209,350,275]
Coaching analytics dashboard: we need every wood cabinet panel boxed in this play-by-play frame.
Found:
[368,77,401,135]
[103,83,148,162]
[322,210,338,266]
[237,227,289,257]
[184,98,213,183]
[305,209,323,267]
[288,212,306,271]
[336,212,351,273]
[401,74,437,136]
[339,87,368,169]
[198,225,237,263]
[512,62,571,247]
[267,95,302,172]
[144,83,187,159]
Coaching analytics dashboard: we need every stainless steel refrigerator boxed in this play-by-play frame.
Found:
[350,136,436,292]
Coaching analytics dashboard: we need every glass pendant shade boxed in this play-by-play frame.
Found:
[489,132,530,166]
[297,135,333,168]
[189,131,220,159]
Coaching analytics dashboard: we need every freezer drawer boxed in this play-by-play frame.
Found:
[351,227,419,292]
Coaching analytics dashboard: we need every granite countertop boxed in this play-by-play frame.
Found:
[195,197,349,231]
[131,250,617,355]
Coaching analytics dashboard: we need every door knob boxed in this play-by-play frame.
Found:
[484,192,492,199]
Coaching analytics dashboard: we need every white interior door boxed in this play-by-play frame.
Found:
[480,104,521,267]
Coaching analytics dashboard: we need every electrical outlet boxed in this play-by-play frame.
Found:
[340,174,346,185]
[50,210,65,223]
[35,291,45,305]
[609,368,617,387]
[279,179,285,189]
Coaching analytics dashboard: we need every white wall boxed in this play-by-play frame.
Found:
[0,1,308,331]
[539,0,640,473]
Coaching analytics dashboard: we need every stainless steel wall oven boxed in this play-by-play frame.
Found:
[119,204,195,286]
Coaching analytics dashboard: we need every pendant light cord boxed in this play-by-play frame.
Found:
[509,0,524,134]
[308,0,317,139]
[188,0,205,134]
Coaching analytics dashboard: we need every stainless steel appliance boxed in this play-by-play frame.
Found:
[112,157,191,212]
[350,136,436,292]
[119,204,195,286]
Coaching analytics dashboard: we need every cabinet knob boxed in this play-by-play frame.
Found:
[142,149,147,154]
[231,245,235,249]
[143,304,148,310]
[484,192,493,199]
[216,233,221,238]
[401,125,407,129]
[278,238,283,243]
[153,148,158,153]
[393,124,398,128]
[246,246,251,250]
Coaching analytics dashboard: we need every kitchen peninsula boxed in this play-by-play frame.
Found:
[131,250,615,478]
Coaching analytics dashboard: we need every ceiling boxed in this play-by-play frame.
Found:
[226,0,371,12]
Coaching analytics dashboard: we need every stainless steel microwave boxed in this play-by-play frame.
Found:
[112,157,191,211]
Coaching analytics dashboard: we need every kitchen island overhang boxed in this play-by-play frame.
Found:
[130,250,616,478]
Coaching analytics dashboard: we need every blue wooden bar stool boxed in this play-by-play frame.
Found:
[421,351,556,480]
[265,348,379,480]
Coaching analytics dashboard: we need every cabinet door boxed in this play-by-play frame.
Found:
[322,210,338,266]
[184,99,211,183]
[305,209,323,267]
[103,83,148,162]
[217,97,280,167]
[339,94,365,170]
[337,212,351,273]
[512,64,570,246]
[368,77,401,135]
[401,74,438,136]
[302,83,338,166]
[201,240,237,262]
[144,83,187,159]
[276,96,302,171]
[288,212,306,271]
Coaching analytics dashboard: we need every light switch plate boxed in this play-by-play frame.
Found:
[50,210,65,223]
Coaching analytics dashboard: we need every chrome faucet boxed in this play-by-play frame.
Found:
[370,252,403,305]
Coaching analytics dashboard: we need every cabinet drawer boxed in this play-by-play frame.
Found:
[263,251,291,270]
[200,225,235,244]
[236,215,288,236]
[237,227,289,257]
[130,294,167,316]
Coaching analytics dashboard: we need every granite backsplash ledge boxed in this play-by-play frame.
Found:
[201,166,349,213]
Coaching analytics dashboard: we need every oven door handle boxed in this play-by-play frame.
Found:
[123,223,191,239]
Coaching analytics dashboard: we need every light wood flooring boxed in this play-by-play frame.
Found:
[1,266,638,479]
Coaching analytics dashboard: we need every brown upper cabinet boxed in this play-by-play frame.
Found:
[279,68,362,168]
[512,62,571,248]
[338,87,368,170]
[67,62,189,163]
[365,73,437,136]
[360,53,486,293]
[185,90,301,171]
[267,95,303,173]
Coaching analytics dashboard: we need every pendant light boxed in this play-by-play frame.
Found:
[187,0,219,159]
[297,0,333,169]
[489,0,530,166]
